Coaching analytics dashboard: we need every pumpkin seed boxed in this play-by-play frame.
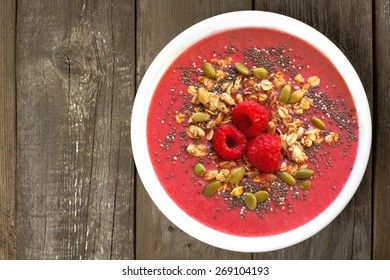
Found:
[203,181,220,197]
[194,163,206,176]
[279,84,291,104]
[252,67,269,79]
[254,190,269,203]
[245,193,257,210]
[300,180,312,190]
[202,62,216,78]
[228,166,246,184]
[311,116,326,130]
[191,112,210,122]
[288,89,304,103]
[235,62,250,76]
[277,171,296,185]
[198,87,209,104]
[294,168,314,179]
[231,186,245,197]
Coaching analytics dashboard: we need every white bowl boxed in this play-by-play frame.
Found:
[131,11,371,252]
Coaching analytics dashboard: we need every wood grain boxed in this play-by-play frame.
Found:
[0,0,385,260]
[16,0,135,259]
[0,0,16,260]
[373,0,390,260]
[254,0,373,259]
[135,0,253,260]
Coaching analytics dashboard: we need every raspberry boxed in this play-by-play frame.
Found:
[212,124,248,161]
[232,101,270,138]
[247,133,281,173]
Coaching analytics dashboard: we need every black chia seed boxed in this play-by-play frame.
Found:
[156,36,360,222]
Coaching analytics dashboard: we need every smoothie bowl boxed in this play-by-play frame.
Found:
[131,11,371,252]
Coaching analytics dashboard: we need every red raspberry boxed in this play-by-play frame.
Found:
[232,101,270,138]
[212,124,248,161]
[247,133,281,173]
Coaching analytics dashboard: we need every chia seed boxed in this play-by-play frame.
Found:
[152,32,360,225]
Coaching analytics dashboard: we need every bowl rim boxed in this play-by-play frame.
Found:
[131,10,372,252]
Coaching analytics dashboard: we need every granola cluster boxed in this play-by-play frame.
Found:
[175,55,340,209]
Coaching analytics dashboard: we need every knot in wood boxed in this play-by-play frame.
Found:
[52,39,100,105]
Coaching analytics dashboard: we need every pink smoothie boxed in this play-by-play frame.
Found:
[146,28,358,236]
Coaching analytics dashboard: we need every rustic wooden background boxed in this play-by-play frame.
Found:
[0,0,388,260]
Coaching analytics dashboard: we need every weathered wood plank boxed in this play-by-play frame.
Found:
[373,0,390,260]
[16,0,135,259]
[0,0,17,260]
[254,0,373,259]
[135,0,253,259]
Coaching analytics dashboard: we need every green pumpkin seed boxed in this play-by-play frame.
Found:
[228,166,246,184]
[279,84,292,104]
[244,193,257,210]
[203,181,220,197]
[311,116,326,130]
[194,163,206,176]
[254,190,269,203]
[198,87,209,104]
[191,112,210,122]
[202,62,216,78]
[252,67,269,79]
[294,168,314,179]
[277,171,296,185]
[288,89,304,103]
[235,62,250,76]
[300,180,312,190]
